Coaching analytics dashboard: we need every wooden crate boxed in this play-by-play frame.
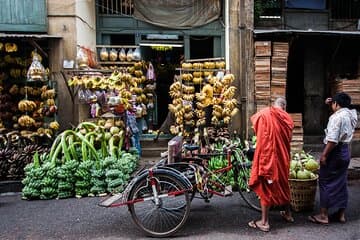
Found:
[255,41,272,57]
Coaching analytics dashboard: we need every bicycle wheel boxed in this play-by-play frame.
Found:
[128,173,191,237]
[234,153,261,211]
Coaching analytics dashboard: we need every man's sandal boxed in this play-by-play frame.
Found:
[308,215,329,225]
[248,220,270,232]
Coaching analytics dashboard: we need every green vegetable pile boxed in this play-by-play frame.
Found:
[21,121,139,200]
[207,139,250,191]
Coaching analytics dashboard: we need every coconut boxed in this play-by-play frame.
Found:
[304,158,319,172]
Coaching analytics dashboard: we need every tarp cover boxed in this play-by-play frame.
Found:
[285,0,326,10]
[133,0,221,29]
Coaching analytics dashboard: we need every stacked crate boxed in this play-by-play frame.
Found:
[254,41,271,111]
[254,41,289,111]
[289,113,304,152]
[271,42,289,102]
[331,78,360,105]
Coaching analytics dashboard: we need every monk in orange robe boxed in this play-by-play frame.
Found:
[247,97,294,232]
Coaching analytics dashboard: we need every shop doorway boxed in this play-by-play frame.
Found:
[141,46,184,130]
[190,36,214,59]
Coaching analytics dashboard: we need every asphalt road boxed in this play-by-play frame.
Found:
[1,180,359,240]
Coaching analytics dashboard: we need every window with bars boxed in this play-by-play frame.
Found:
[97,0,134,16]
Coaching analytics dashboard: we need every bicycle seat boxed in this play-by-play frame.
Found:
[183,144,200,152]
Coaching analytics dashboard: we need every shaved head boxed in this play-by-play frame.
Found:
[274,97,287,110]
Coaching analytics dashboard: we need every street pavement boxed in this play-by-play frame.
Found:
[0,179,359,240]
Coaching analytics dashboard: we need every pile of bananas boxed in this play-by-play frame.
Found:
[18,100,37,112]
[168,64,239,136]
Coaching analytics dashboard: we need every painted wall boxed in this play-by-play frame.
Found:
[47,0,96,128]
[75,0,96,50]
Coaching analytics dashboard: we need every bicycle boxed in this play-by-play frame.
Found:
[99,140,260,237]
[179,141,260,210]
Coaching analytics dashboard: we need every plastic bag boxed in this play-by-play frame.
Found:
[109,48,118,61]
[119,48,126,61]
[100,47,109,61]
[146,62,156,80]
[126,49,133,62]
[133,47,141,61]
[76,47,88,69]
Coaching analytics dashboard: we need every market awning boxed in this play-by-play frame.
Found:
[0,33,62,58]
[253,29,360,38]
[0,33,62,39]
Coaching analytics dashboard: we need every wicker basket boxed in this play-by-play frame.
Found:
[289,176,318,212]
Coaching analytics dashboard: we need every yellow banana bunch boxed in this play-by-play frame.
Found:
[183,112,194,120]
[46,99,55,106]
[224,99,238,109]
[211,115,220,125]
[172,98,182,105]
[215,61,226,69]
[18,100,37,112]
[5,43,18,52]
[134,61,143,70]
[170,81,181,91]
[195,109,205,118]
[67,76,82,86]
[10,68,21,78]
[18,115,35,127]
[195,92,206,102]
[174,108,186,118]
[192,62,204,69]
[204,61,216,69]
[193,77,203,85]
[223,116,231,124]
[222,73,235,86]
[183,85,195,94]
[181,62,193,69]
[196,102,205,109]
[44,128,53,137]
[196,118,206,127]
[41,89,56,99]
[134,70,143,78]
[184,119,195,126]
[181,73,193,81]
[192,72,202,78]
[183,104,192,112]
[213,80,224,94]
[222,108,231,117]
[49,121,60,130]
[222,86,236,99]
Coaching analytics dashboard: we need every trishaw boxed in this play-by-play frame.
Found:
[99,140,260,237]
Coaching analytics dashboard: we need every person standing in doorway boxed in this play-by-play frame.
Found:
[126,106,141,156]
[247,97,294,232]
[308,92,358,224]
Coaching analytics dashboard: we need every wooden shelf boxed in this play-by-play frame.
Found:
[176,68,225,72]
[96,45,138,49]
[99,61,136,65]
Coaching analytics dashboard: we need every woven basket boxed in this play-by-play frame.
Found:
[289,176,318,212]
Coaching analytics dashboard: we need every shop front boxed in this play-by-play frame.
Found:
[95,0,226,135]
[253,30,360,156]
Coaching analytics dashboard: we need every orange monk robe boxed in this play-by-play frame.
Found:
[249,106,294,206]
